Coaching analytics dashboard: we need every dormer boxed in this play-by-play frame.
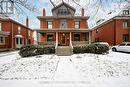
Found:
[52,2,76,17]
[123,9,129,15]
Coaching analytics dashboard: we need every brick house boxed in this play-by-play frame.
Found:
[92,9,130,46]
[0,17,34,50]
[36,2,91,48]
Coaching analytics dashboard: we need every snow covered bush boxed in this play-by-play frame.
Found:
[19,45,55,57]
[73,43,109,54]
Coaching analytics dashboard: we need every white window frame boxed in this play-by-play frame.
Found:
[123,10,129,15]
[16,37,23,45]
[18,26,21,34]
[47,21,52,29]
[123,20,129,28]
[75,21,80,29]
[0,36,5,45]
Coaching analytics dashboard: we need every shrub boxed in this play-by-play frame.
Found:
[73,43,109,54]
[19,45,55,57]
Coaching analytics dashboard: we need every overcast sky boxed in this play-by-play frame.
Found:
[10,0,128,29]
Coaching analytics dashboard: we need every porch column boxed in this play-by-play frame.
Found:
[70,32,73,48]
[55,32,58,49]
[89,31,91,44]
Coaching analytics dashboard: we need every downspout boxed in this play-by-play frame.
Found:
[11,23,14,49]
[113,19,116,45]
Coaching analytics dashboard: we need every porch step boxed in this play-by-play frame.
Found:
[56,46,73,56]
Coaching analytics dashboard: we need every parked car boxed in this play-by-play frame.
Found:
[112,42,130,53]
[93,42,109,46]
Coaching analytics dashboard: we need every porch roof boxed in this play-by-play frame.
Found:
[36,28,91,33]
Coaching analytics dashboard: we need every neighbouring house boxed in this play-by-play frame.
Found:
[92,9,130,46]
[36,2,91,48]
[0,17,34,50]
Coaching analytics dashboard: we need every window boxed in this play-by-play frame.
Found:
[58,9,70,16]
[60,20,67,29]
[126,43,130,46]
[0,23,2,31]
[123,10,129,15]
[16,37,22,45]
[18,26,21,34]
[28,30,31,36]
[47,21,52,29]
[75,21,80,29]
[123,34,129,42]
[0,36,5,44]
[123,20,129,28]
[47,35,53,41]
[119,43,125,46]
[74,34,80,41]
[96,29,99,33]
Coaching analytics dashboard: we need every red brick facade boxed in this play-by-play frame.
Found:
[0,18,34,49]
[37,2,91,46]
[92,16,130,46]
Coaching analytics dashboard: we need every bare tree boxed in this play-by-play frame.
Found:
[0,0,38,17]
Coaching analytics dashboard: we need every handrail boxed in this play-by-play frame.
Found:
[55,42,58,49]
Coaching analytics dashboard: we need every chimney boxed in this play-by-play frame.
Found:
[81,8,84,16]
[43,8,46,16]
[26,17,29,27]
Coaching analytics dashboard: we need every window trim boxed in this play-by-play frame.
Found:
[74,34,80,41]
[47,21,53,29]
[123,20,129,29]
[47,35,53,42]
[123,34,129,42]
[0,36,5,45]
[75,21,80,29]
[18,26,21,34]
[16,37,23,45]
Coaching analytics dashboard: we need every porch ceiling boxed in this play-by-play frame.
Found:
[37,29,91,33]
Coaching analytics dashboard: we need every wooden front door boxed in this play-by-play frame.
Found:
[59,33,70,46]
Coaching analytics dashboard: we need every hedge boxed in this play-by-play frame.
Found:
[73,43,109,54]
[19,45,55,57]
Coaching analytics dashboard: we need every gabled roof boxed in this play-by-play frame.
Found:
[52,2,76,12]
[0,18,33,31]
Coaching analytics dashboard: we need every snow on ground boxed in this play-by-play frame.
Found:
[0,54,60,80]
[0,50,130,87]
[70,51,130,80]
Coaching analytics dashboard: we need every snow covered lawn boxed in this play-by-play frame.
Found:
[0,50,130,87]
[0,53,59,80]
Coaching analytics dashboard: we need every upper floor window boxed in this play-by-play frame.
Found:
[28,30,31,36]
[0,23,2,31]
[123,10,129,15]
[96,29,99,33]
[0,36,5,44]
[18,26,21,34]
[60,20,67,29]
[75,21,80,29]
[47,21,52,29]
[123,20,129,28]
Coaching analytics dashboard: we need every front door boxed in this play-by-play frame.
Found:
[59,33,69,46]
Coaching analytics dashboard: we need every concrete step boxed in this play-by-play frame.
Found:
[56,46,73,56]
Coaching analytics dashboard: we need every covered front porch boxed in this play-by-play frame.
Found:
[37,29,92,48]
